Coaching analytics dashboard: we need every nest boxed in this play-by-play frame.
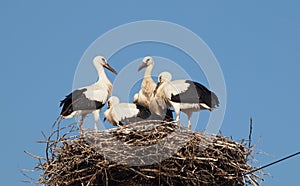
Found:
[31,120,263,186]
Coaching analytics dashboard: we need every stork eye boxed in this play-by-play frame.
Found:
[146,58,150,62]
[101,58,105,62]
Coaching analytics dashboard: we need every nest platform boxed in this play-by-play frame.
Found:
[31,120,262,186]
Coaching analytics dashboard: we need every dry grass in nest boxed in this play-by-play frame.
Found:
[28,120,263,186]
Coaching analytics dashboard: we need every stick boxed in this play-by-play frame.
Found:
[248,117,253,149]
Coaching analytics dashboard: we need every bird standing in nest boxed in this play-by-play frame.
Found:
[135,56,174,121]
[59,56,118,136]
[135,56,157,107]
[150,71,219,129]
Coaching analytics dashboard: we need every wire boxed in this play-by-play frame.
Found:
[217,151,300,186]
[243,151,300,176]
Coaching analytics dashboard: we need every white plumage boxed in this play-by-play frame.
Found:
[133,93,139,104]
[60,56,118,136]
[104,96,151,126]
[150,71,219,129]
[135,56,157,108]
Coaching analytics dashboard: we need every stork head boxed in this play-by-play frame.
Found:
[153,72,173,96]
[158,71,172,83]
[107,96,120,109]
[133,93,139,104]
[137,56,154,71]
[93,56,118,75]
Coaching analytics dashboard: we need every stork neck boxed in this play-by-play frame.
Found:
[96,66,109,83]
[144,64,154,78]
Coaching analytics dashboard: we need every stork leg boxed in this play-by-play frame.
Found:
[173,105,181,126]
[92,110,100,131]
[79,114,87,137]
[186,112,192,130]
[175,114,180,124]
[175,111,180,126]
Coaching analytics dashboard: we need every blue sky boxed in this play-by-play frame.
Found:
[1,1,300,185]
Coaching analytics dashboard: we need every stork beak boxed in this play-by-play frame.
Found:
[103,63,118,75]
[137,62,147,72]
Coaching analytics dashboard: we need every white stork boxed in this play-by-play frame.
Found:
[136,56,156,108]
[135,57,174,121]
[104,96,152,126]
[150,71,219,129]
[60,56,118,136]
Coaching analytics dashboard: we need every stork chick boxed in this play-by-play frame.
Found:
[136,56,156,107]
[104,96,151,126]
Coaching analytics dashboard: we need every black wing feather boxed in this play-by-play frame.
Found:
[170,80,219,108]
[116,104,151,126]
[60,88,105,117]
[136,104,152,119]
[60,89,86,107]
[164,108,174,122]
